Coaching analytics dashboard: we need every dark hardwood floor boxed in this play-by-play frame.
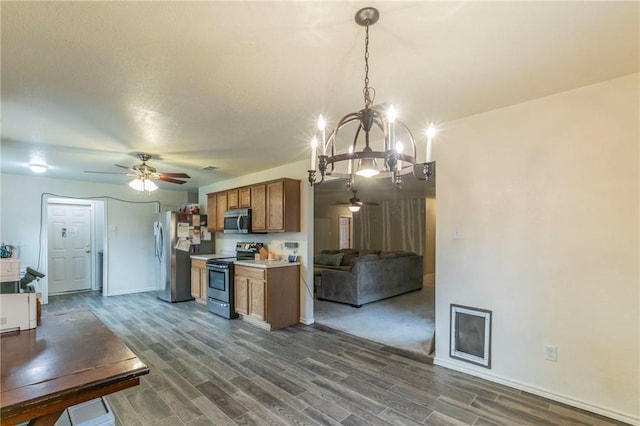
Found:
[43,291,625,426]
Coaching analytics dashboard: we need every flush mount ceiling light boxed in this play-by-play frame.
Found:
[308,7,436,190]
[128,177,158,192]
[29,163,48,173]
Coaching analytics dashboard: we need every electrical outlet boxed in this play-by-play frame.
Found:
[544,344,557,362]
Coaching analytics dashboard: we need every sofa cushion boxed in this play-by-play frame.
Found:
[321,250,340,255]
[315,253,344,267]
[341,251,360,266]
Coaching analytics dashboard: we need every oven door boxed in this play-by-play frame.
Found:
[206,264,231,302]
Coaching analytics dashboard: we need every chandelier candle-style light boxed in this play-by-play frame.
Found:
[308,7,436,190]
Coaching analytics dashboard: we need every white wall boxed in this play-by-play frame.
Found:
[0,173,188,302]
[434,74,639,423]
[199,159,315,324]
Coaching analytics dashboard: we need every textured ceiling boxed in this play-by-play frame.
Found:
[1,1,638,192]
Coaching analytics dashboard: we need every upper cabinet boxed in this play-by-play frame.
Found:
[207,191,228,232]
[239,187,251,208]
[207,193,217,232]
[207,178,300,233]
[266,179,300,232]
[250,184,267,232]
[216,192,227,231]
[227,189,239,209]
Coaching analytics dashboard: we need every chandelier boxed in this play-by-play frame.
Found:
[308,7,435,190]
[128,177,158,192]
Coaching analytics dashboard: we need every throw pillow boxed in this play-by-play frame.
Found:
[314,253,344,266]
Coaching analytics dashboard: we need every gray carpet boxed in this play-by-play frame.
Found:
[313,275,435,355]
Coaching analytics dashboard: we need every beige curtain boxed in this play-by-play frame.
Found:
[354,198,425,254]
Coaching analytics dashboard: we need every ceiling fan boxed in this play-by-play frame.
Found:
[85,153,191,189]
[332,190,379,212]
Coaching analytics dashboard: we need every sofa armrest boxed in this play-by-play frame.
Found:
[318,269,358,305]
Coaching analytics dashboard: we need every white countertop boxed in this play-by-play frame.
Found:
[234,259,300,269]
[190,253,234,260]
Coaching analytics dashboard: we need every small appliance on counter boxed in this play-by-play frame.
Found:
[205,242,264,319]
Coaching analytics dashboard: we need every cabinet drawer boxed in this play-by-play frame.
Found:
[192,259,206,269]
[235,266,265,281]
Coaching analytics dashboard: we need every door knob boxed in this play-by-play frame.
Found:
[85,244,91,253]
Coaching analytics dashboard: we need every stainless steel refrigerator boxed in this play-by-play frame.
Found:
[155,211,213,302]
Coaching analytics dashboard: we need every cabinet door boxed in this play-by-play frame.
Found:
[266,181,284,231]
[190,266,201,299]
[216,192,227,231]
[248,278,266,321]
[239,187,251,208]
[199,267,207,300]
[207,193,217,232]
[227,189,239,209]
[251,184,266,232]
[234,275,249,315]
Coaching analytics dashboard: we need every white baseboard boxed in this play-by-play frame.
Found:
[299,316,314,325]
[434,358,639,425]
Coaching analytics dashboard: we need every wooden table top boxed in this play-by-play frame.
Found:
[1,309,149,425]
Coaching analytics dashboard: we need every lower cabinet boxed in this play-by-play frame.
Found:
[234,264,299,330]
[191,259,207,304]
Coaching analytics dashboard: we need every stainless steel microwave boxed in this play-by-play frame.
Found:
[223,208,251,234]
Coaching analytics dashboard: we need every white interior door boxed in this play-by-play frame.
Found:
[339,216,352,249]
[48,203,92,293]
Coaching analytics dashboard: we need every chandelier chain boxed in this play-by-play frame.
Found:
[363,23,375,108]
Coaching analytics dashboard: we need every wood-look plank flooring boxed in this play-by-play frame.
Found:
[43,291,626,426]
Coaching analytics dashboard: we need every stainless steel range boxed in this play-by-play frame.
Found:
[206,242,264,319]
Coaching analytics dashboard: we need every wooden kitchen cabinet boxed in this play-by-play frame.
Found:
[215,192,227,231]
[191,259,207,303]
[234,264,299,330]
[251,179,300,233]
[250,184,267,232]
[234,274,249,315]
[227,189,239,209]
[209,178,299,233]
[266,179,299,232]
[239,187,251,208]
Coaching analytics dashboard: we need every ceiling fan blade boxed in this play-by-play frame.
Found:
[158,175,187,184]
[115,164,137,172]
[363,201,379,206]
[160,172,190,178]
[84,171,130,175]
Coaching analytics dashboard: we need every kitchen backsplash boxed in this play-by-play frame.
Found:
[215,234,301,261]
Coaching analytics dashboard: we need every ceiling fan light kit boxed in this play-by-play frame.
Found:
[308,7,436,191]
[128,177,158,192]
[333,189,379,213]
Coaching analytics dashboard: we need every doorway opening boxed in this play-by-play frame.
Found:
[312,175,436,357]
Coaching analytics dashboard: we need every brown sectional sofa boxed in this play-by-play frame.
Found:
[314,249,423,307]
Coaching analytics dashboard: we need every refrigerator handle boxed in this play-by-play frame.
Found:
[156,223,164,261]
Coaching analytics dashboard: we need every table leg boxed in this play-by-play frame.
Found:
[27,410,65,426]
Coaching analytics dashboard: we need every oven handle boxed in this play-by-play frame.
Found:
[207,263,231,271]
